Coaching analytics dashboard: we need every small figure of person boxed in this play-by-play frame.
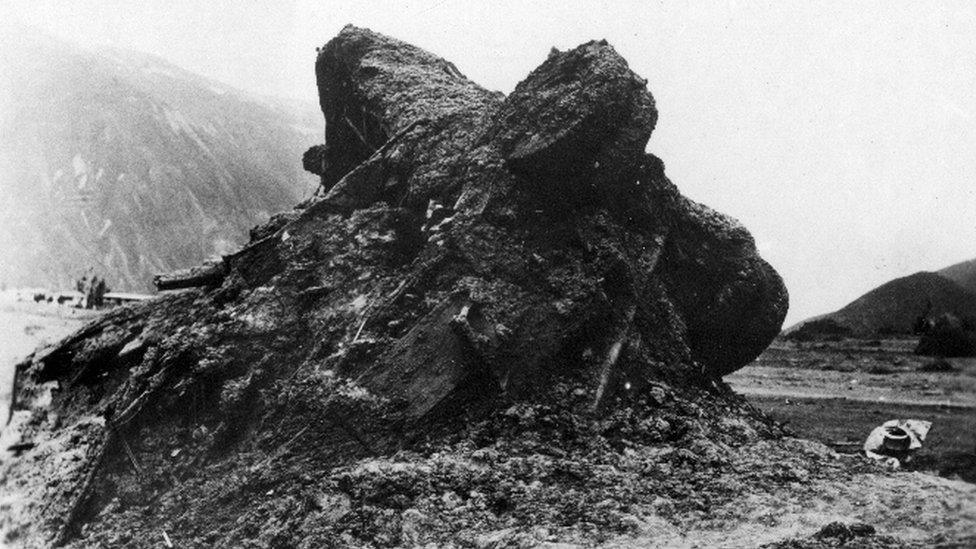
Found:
[93,277,107,307]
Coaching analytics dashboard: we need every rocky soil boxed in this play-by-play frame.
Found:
[0,293,93,426]
[728,337,976,487]
[1,26,973,548]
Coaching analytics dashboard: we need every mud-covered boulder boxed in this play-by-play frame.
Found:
[0,26,788,547]
[492,40,657,191]
[302,144,328,177]
[662,196,790,375]
[313,27,502,194]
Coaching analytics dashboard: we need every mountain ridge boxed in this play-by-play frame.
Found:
[788,266,976,338]
[938,258,976,296]
[0,26,318,291]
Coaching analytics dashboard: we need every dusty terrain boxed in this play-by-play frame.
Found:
[0,291,94,426]
[730,338,976,406]
[2,328,975,548]
[2,307,975,548]
[2,310,976,547]
[1,27,974,548]
[728,338,976,483]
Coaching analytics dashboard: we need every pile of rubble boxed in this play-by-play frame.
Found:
[3,27,970,549]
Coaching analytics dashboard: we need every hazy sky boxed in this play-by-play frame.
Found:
[7,1,976,325]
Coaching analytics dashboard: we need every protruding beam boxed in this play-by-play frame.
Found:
[153,262,226,291]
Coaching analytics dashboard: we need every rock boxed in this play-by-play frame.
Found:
[400,508,427,545]
[661,196,789,376]
[473,528,557,549]
[812,521,876,541]
[314,25,502,195]
[648,385,668,406]
[492,40,657,192]
[0,26,787,546]
[302,144,329,177]
[474,528,520,549]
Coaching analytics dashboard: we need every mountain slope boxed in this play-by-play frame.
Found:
[789,271,976,337]
[939,258,976,296]
[0,27,318,291]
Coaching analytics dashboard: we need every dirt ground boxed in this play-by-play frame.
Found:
[0,291,95,426]
[2,309,975,547]
[727,338,976,482]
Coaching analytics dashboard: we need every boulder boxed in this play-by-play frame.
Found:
[492,40,657,191]
[301,143,328,177]
[0,25,787,546]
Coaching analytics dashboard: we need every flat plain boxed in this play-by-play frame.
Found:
[727,338,976,482]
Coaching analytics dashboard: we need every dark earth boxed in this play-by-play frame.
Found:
[1,27,973,549]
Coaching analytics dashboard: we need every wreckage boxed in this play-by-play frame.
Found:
[863,419,932,467]
[1,27,791,547]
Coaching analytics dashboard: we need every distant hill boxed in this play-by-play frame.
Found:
[787,270,976,338]
[939,258,976,296]
[0,27,319,291]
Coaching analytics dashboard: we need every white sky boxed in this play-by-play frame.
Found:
[7,0,976,325]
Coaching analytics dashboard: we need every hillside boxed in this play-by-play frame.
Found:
[789,271,976,338]
[939,258,976,296]
[0,27,318,292]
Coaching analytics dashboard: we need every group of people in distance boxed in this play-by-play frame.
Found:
[76,273,109,309]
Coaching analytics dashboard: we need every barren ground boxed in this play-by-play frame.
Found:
[2,309,975,547]
[727,338,976,483]
[0,291,95,425]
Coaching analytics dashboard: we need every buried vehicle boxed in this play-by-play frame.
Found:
[2,26,975,549]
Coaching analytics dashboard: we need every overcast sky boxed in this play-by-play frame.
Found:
[7,1,976,325]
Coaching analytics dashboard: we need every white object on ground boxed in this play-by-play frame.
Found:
[863,419,932,468]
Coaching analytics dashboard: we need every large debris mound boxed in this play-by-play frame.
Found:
[1,26,791,547]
